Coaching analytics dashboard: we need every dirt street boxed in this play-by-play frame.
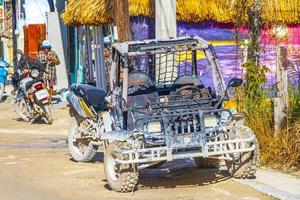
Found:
[0,102,273,200]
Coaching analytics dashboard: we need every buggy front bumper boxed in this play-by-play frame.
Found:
[114,135,256,164]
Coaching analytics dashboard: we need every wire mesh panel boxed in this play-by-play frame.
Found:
[129,49,209,85]
[126,38,208,85]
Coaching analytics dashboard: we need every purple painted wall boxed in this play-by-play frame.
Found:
[130,16,300,86]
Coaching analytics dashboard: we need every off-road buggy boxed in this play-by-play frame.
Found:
[67,36,259,192]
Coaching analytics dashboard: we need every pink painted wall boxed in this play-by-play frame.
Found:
[262,24,300,45]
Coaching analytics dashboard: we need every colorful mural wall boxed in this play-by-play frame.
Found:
[130,16,300,86]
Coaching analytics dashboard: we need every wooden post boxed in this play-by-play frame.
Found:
[112,0,131,104]
[247,0,261,65]
[274,46,289,135]
[112,0,131,42]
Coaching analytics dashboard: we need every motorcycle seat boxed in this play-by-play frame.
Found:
[73,84,106,106]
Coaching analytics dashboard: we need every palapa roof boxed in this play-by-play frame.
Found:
[61,0,300,26]
[62,0,113,26]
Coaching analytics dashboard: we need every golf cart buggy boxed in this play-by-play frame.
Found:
[99,36,259,192]
[67,36,259,192]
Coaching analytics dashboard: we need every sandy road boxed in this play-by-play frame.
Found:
[0,102,273,200]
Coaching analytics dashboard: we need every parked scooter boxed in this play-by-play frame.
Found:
[12,50,53,124]
[67,84,108,162]
[0,60,10,101]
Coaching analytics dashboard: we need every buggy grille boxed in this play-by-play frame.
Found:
[135,107,230,146]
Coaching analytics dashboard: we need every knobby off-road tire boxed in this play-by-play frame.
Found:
[68,117,97,162]
[226,125,260,179]
[43,104,53,125]
[104,142,139,192]
[194,157,220,169]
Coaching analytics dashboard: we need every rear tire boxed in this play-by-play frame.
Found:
[68,117,97,162]
[43,104,53,124]
[194,157,219,169]
[104,142,139,192]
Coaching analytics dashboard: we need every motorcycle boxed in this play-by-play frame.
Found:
[66,84,107,162]
[13,50,53,124]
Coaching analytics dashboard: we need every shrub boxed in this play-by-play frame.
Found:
[235,62,300,171]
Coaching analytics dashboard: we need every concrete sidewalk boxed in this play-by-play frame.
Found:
[237,169,300,200]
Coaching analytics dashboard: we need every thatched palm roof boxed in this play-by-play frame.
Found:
[61,0,300,26]
[62,0,113,26]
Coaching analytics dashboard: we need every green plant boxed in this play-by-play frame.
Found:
[235,62,300,171]
[242,62,270,100]
[288,85,300,121]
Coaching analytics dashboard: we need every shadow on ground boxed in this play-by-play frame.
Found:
[69,152,104,163]
[104,159,231,191]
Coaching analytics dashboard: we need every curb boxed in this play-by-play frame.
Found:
[236,179,300,200]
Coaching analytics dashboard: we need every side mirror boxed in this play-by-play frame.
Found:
[227,78,243,88]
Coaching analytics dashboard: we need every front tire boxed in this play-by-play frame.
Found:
[104,142,139,192]
[226,125,259,179]
[14,99,30,122]
[68,117,97,162]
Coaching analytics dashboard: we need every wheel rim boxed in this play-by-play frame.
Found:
[16,100,30,119]
[71,121,91,155]
[107,154,120,182]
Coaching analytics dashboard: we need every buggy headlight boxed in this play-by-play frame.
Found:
[147,121,162,133]
[204,116,218,127]
[31,69,39,78]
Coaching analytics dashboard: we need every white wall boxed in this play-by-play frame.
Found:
[47,12,68,90]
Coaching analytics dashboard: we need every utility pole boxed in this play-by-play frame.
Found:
[112,0,131,42]
[247,0,261,65]
[11,0,18,72]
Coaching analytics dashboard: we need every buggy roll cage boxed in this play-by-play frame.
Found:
[110,36,227,104]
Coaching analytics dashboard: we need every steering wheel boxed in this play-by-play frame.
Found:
[175,85,202,95]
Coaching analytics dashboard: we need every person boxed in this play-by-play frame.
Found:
[0,60,10,101]
[104,37,113,89]
[37,40,60,103]
[104,47,112,79]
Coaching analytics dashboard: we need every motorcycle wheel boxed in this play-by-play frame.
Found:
[43,104,53,125]
[14,100,30,122]
[68,117,97,162]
